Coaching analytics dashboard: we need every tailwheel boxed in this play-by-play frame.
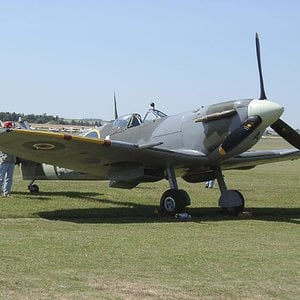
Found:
[28,184,39,194]
[218,190,245,216]
[160,189,190,215]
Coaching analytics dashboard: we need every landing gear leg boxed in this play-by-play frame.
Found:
[160,167,191,215]
[216,166,244,215]
[28,180,39,193]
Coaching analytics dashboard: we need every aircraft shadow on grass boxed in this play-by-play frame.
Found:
[16,190,153,209]
[33,193,300,225]
[14,191,102,200]
[13,191,300,224]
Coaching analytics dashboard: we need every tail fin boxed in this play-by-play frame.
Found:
[114,92,118,119]
[18,117,31,130]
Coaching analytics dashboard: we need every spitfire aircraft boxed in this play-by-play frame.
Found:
[0,33,299,215]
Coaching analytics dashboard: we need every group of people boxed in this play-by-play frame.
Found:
[0,121,16,197]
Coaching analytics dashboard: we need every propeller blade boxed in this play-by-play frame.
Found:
[271,119,300,149]
[256,33,267,100]
[219,116,262,155]
[255,34,299,149]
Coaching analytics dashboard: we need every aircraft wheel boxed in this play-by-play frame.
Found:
[160,189,190,215]
[218,190,244,216]
[28,184,39,194]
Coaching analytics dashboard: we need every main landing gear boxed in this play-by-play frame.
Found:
[216,166,245,215]
[159,166,245,216]
[160,167,190,215]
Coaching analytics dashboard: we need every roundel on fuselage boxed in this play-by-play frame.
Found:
[83,129,101,139]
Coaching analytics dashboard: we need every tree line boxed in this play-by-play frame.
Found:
[0,112,102,127]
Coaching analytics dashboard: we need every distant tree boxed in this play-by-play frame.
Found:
[0,111,102,126]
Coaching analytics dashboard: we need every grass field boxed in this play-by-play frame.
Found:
[0,138,299,299]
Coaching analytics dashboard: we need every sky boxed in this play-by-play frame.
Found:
[0,0,299,128]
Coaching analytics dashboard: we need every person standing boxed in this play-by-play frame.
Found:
[0,121,16,197]
[0,152,16,196]
[205,179,215,189]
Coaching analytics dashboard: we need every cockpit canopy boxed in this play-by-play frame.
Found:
[112,105,168,131]
[112,113,142,130]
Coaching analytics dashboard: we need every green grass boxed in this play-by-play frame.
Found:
[0,138,299,299]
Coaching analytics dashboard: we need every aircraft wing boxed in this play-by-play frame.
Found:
[0,129,299,180]
[222,149,300,170]
[0,129,208,178]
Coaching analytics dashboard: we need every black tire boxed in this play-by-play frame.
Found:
[177,189,191,207]
[160,189,190,215]
[28,184,39,194]
[219,190,245,216]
